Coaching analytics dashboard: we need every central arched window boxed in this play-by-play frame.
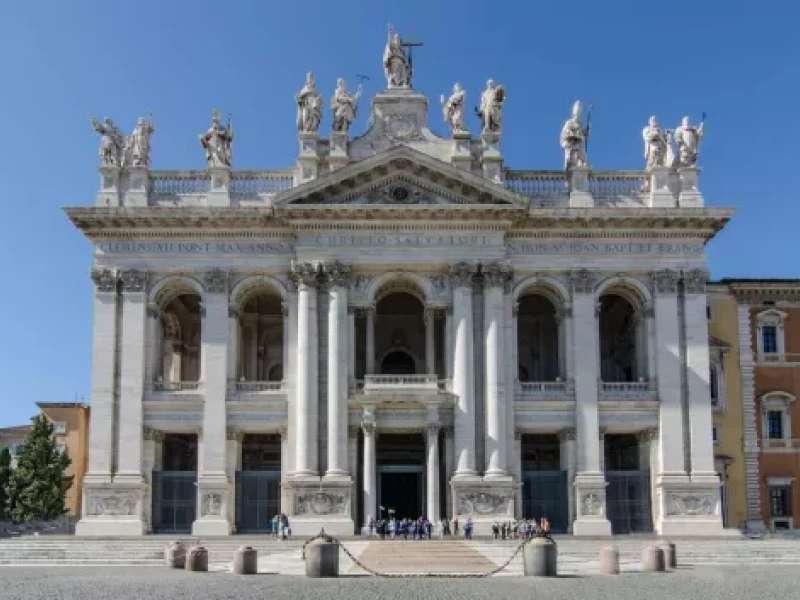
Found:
[517,294,561,381]
[381,351,416,375]
[598,291,646,382]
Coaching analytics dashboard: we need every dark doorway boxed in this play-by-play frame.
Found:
[153,433,198,533]
[605,434,653,533]
[521,434,569,532]
[379,468,424,520]
[237,434,281,533]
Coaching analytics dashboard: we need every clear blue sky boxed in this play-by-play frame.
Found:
[0,0,797,427]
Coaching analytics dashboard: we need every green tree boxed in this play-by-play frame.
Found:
[0,447,11,521]
[7,416,72,523]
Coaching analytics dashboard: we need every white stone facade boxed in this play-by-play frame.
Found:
[70,76,730,537]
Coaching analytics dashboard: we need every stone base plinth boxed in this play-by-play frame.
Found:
[75,517,147,536]
[572,472,612,536]
[655,474,724,536]
[192,475,233,536]
[76,481,147,536]
[451,476,517,536]
[286,475,354,537]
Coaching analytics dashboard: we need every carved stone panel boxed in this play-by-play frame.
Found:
[295,491,350,516]
[665,493,717,517]
[457,491,511,516]
[570,269,597,295]
[580,492,604,517]
[86,491,138,516]
[200,492,224,517]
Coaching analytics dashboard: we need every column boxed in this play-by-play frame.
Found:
[443,426,454,518]
[142,428,157,532]
[362,421,376,528]
[281,302,289,381]
[445,307,453,379]
[559,428,578,531]
[569,269,611,535]
[324,261,351,477]
[483,262,511,477]
[291,262,319,477]
[651,270,688,478]
[278,427,290,515]
[116,269,149,482]
[425,307,436,374]
[449,262,478,477]
[348,426,359,526]
[246,317,257,380]
[194,268,232,535]
[227,304,240,384]
[226,429,241,528]
[348,308,356,387]
[511,429,523,519]
[505,287,518,506]
[426,422,441,522]
[83,269,118,481]
[145,304,161,387]
[366,306,376,375]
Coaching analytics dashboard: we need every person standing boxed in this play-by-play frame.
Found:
[271,514,279,539]
[453,517,459,537]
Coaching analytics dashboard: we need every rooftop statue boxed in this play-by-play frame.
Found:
[383,26,412,89]
[674,115,705,167]
[89,114,125,167]
[330,78,363,134]
[642,116,672,170]
[477,79,504,134]
[440,83,468,135]
[296,72,323,134]
[199,109,234,168]
[123,114,156,168]
[560,100,591,169]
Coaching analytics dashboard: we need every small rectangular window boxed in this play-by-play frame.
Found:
[769,485,792,517]
[706,304,713,321]
[762,326,778,354]
[712,424,720,444]
[52,422,67,435]
[767,410,784,439]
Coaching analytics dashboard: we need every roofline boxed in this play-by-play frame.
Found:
[36,402,89,409]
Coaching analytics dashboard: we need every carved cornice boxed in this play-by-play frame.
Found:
[448,261,478,288]
[289,261,319,288]
[321,261,352,288]
[202,269,228,294]
[651,269,679,295]
[683,269,709,295]
[482,262,513,288]
[119,269,148,293]
[570,269,597,295]
[90,268,117,293]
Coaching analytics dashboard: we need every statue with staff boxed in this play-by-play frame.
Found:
[477,79,505,133]
[296,71,323,133]
[383,25,419,89]
[330,78,363,134]
[560,100,591,169]
[89,113,125,166]
[440,83,467,134]
[674,113,706,167]
[123,114,156,167]
[199,109,234,167]
[642,115,672,170]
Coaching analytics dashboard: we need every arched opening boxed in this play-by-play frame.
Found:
[598,292,645,382]
[381,351,416,375]
[371,291,425,376]
[239,291,284,382]
[159,292,202,383]
[517,294,561,381]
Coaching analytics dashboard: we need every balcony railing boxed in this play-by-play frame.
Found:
[230,171,295,202]
[505,170,651,208]
[150,171,211,204]
[589,171,648,205]
[360,374,441,394]
[505,171,569,207]
[232,380,284,393]
[150,380,202,393]
[516,380,574,401]
[599,380,657,401]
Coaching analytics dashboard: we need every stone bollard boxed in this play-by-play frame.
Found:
[599,546,620,575]
[233,546,258,575]
[185,545,208,572]
[641,545,665,572]
[659,541,677,569]
[164,541,186,569]
[305,532,339,578]
[523,537,557,577]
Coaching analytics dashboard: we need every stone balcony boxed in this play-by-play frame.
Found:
[352,375,450,403]
[599,380,658,402]
[515,380,575,401]
[228,380,287,400]
[145,380,203,402]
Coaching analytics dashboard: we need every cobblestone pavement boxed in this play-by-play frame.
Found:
[1,565,798,600]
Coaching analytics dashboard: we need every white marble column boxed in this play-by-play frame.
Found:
[194,269,232,535]
[505,289,518,506]
[443,426,454,518]
[426,422,441,522]
[278,427,290,515]
[227,304,240,384]
[362,421,376,528]
[559,428,578,531]
[425,307,436,374]
[483,262,511,477]
[511,429,523,519]
[281,302,289,380]
[348,426,359,525]
[226,429,241,528]
[449,262,478,477]
[569,270,611,535]
[445,307,453,379]
[145,304,161,387]
[291,262,319,477]
[142,428,157,532]
[348,308,356,387]
[324,262,351,477]
[366,306,376,375]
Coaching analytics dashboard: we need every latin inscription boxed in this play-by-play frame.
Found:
[306,234,501,248]
[96,241,293,255]
[507,241,703,255]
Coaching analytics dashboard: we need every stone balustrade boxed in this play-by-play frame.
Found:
[516,380,574,401]
[150,380,203,393]
[362,374,440,394]
[599,380,658,401]
[232,380,284,392]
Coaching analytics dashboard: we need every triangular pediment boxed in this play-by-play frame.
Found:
[273,146,529,208]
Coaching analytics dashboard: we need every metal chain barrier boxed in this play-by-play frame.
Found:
[303,530,528,578]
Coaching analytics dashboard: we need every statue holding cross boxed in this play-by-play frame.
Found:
[383,26,418,89]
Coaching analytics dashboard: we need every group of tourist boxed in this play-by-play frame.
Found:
[270,513,291,540]
[364,516,552,541]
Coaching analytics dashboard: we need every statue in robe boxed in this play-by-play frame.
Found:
[440,83,467,134]
[477,79,504,133]
[560,100,590,168]
[642,116,671,170]
[123,114,156,167]
[199,109,233,167]
[89,114,125,166]
[674,115,705,167]
[383,28,411,88]
[296,72,323,134]
[330,78,363,134]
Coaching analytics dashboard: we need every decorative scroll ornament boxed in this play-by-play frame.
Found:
[482,262,513,288]
[202,269,228,294]
[119,269,148,293]
[570,269,597,295]
[87,491,137,516]
[458,492,510,516]
[683,269,709,295]
[289,261,319,288]
[200,492,223,517]
[650,269,679,294]
[448,261,478,288]
[295,491,349,516]
[665,493,717,516]
[322,261,352,288]
[90,268,117,292]
[581,492,603,516]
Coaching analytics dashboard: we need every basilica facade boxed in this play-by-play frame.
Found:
[70,34,729,537]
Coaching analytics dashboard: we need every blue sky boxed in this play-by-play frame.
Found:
[0,0,797,427]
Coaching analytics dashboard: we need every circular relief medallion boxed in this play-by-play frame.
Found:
[385,115,416,141]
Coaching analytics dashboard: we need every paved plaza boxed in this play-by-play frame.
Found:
[0,565,798,600]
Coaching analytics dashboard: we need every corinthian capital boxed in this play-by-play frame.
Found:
[570,269,597,295]
[321,261,352,288]
[482,262,513,288]
[650,269,679,295]
[202,269,228,294]
[289,261,319,288]
[119,269,148,293]
[683,269,708,295]
[448,261,478,288]
[90,268,117,293]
